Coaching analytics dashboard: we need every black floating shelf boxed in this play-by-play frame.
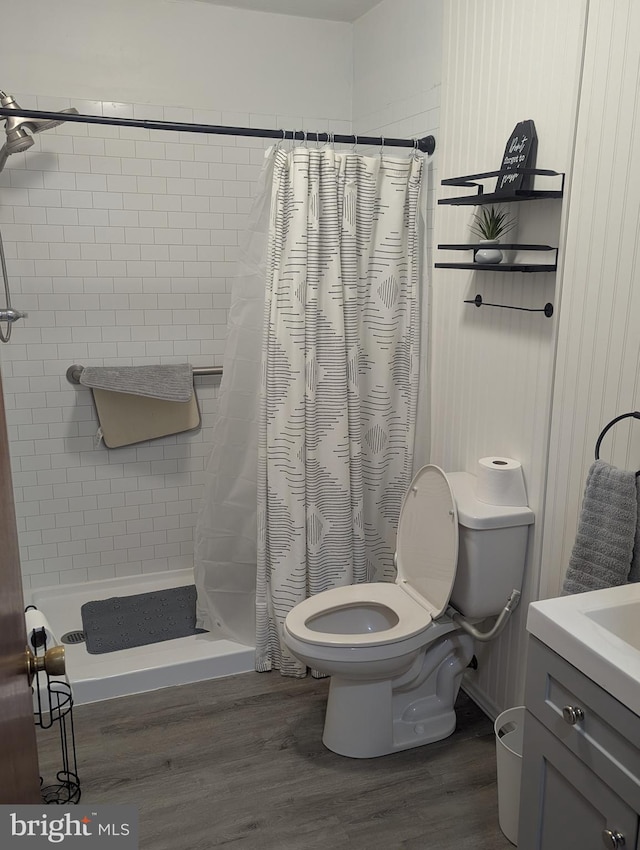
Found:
[439,190,562,206]
[435,263,556,273]
[438,168,565,205]
[436,243,557,273]
[441,168,562,186]
[438,243,555,251]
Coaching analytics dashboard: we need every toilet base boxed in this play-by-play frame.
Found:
[321,632,474,758]
[323,678,457,757]
[323,678,394,758]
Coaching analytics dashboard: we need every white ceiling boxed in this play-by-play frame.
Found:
[194,0,382,23]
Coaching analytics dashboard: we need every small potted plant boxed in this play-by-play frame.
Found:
[470,205,516,264]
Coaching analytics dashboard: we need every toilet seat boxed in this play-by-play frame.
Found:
[284,582,433,647]
[395,464,459,618]
[284,465,460,651]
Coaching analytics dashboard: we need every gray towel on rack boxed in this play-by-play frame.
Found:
[79,364,193,402]
[563,460,637,595]
[629,475,640,583]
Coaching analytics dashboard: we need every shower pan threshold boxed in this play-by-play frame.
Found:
[27,568,255,706]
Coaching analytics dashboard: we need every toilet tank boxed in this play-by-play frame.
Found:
[446,472,534,619]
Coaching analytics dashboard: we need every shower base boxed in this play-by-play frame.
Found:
[27,568,255,705]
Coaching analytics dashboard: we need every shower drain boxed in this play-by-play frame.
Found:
[61,630,86,645]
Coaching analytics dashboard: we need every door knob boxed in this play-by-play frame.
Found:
[562,705,584,725]
[25,645,66,686]
[602,829,625,848]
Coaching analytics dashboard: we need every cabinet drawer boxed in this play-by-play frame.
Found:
[525,637,640,811]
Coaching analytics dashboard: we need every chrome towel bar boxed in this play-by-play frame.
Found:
[66,363,223,385]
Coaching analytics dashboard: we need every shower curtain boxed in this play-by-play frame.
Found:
[194,152,275,648]
[256,147,423,675]
[195,145,423,673]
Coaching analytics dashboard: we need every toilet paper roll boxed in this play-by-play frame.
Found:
[25,606,59,651]
[476,457,528,507]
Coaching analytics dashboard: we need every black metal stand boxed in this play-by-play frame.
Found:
[27,612,81,804]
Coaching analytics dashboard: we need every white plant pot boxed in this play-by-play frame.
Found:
[474,240,503,264]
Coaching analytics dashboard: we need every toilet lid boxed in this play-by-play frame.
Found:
[396,464,458,618]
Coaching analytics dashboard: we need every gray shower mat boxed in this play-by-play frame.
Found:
[80,585,207,654]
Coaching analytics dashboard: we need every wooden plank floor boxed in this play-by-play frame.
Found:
[37,672,513,849]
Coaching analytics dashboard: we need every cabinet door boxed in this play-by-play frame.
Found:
[525,638,640,810]
[518,713,639,850]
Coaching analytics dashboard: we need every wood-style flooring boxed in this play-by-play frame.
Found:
[36,672,513,849]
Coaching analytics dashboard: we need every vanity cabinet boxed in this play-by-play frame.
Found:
[518,637,640,850]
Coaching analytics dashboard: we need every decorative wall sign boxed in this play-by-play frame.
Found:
[495,120,538,195]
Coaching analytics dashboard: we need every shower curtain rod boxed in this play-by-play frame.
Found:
[0,106,436,154]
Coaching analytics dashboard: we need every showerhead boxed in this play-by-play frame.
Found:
[5,126,35,153]
[0,92,79,170]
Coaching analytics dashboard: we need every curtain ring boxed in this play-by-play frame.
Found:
[275,129,286,151]
[352,134,358,153]
[380,136,385,156]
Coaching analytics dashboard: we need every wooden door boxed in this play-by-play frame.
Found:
[0,369,41,803]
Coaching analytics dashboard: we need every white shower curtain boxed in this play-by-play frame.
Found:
[194,152,275,647]
[255,147,423,675]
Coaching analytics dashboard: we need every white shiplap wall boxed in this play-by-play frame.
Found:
[541,0,640,599]
[432,0,588,713]
[352,0,443,468]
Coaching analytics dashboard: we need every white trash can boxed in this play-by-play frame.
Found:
[494,706,525,846]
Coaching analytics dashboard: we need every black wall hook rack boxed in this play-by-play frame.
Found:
[464,294,554,317]
[595,411,640,477]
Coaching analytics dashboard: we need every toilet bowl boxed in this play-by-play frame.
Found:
[283,464,534,758]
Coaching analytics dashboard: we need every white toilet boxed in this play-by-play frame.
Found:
[283,464,534,758]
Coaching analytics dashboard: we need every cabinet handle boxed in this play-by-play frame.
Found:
[602,829,625,848]
[562,705,584,725]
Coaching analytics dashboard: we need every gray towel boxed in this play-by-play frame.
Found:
[563,460,638,595]
[629,475,640,583]
[79,364,193,402]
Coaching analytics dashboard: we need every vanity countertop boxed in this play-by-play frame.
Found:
[527,582,640,716]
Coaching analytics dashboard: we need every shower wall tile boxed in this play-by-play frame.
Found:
[0,95,349,595]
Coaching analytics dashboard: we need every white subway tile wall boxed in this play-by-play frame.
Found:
[1,95,352,594]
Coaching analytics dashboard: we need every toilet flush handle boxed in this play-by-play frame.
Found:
[445,589,521,642]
